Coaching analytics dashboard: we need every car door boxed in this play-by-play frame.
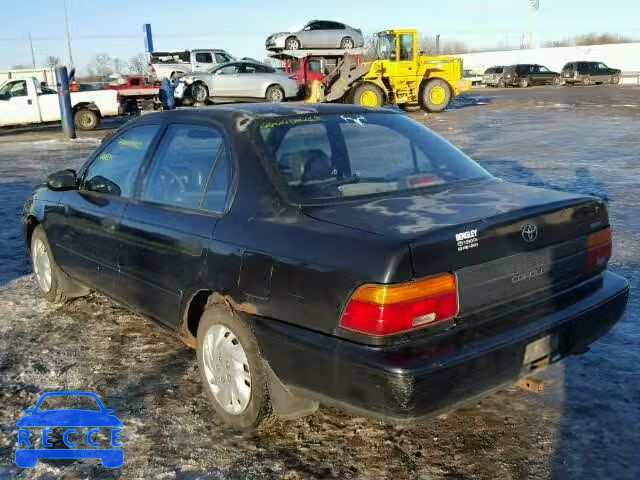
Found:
[210,63,242,97]
[395,33,417,79]
[0,80,40,125]
[538,65,554,83]
[235,63,265,97]
[299,21,323,48]
[596,62,610,82]
[117,122,233,327]
[321,21,342,47]
[50,123,162,300]
[193,51,215,73]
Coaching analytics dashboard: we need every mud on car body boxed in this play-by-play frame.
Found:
[23,104,629,430]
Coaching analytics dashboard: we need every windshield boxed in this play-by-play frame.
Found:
[255,113,491,205]
[37,395,101,412]
[375,33,395,60]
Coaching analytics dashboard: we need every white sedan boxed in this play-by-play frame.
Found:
[175,61,299,104]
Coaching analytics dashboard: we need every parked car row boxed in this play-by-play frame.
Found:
[482,61,621,88]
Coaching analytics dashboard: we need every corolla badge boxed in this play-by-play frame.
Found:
[15,391,123,468]
[521,224,539,243]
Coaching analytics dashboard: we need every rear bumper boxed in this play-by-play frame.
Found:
[254,271,629,421]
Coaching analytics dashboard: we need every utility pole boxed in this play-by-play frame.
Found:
[63,0,74,69]
[529,0,540,49]
[435,34,441,54]
[28,33,36,68]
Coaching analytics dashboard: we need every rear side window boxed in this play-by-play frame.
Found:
[195,52,213,63]
[141,125,227,210]
[83,125,159,197]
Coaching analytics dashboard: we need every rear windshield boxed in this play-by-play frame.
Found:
[485,67,503,74]
[254,113,490,205]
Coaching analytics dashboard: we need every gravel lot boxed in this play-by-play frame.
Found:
[0,85,638,480]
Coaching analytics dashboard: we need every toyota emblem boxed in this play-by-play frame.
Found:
[521,224,539,243]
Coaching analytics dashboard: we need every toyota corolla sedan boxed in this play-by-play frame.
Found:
[175,61,299,104]
[23,104,629,430]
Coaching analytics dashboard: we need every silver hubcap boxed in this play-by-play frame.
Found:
[287,39,299,50]
[268,89,283,102]
[343,39,353,49]
[32,238,52,293]
[193,85,207,102]
[202,324,251,415]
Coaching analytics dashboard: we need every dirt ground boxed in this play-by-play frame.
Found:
[0,85,638,480]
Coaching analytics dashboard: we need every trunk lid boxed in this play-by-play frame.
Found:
[303,179,608,312]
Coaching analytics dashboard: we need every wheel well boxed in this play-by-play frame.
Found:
[25,216,40,251]
[266,83,283,93]
[285,35,298,46]
[73,102,100,115]
[183,290,212,343]
[353,81,387,102]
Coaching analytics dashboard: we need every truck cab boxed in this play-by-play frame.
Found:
[150,49,235,80]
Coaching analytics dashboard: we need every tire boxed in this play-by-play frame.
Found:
[611,75,620,85]
[340,37,355,49]
[285,36,300,50]
[351,83,384,108]
[196,302,274,430]
[74,108,100,130]
[519,77,529,88]
[497,79,506,88]
[553,76,561,85]
[265,85,285,103]
[582,76,591,86]
[190,82,209,103]
[30,226,69,304]
[420,78,452,113]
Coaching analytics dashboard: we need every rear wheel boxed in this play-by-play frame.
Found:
[265,85,285,102]
[285,36,300,50]
[553,76,561,85]
[352,83,384,108]
[340,37,355,49]
[31,227,69,304]
[519,77,529,88]
[74,108,100,130]
[420,79,452,113]
[196,302,274,430]
[190,82,209,103]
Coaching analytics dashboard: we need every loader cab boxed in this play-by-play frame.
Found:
[374,30,418,78]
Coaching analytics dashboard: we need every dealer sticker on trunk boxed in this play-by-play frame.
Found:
[455,229,479,252]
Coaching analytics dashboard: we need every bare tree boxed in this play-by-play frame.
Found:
[128,53,149,75]
[112,57,126,75]
[11,64,30,70]
[46,56,61,69]
[89,53,114,78]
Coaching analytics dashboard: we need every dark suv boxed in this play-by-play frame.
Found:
[561,61,621,86]
[503,64,560,88]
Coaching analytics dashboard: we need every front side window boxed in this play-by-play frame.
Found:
[214,52,232,63]
[141,125,227,211]
[539,66,550,72]
[0,80,28,97]
[215,64,239,75]
[598,63,608,70]
[399,34,414,61]
[256,113,490,204]
[375,34,396,60]
[83,125,159,197]
[195,52,213,63]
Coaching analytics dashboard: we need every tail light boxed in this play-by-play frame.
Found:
[340,273,458,336]
[586,228,612,271]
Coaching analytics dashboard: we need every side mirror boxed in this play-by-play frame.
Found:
[47,169,78,191]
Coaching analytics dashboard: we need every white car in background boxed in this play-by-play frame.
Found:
[175,61,299,103]
[266,20,364,51]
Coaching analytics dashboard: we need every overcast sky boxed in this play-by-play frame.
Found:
[1,0,639,72]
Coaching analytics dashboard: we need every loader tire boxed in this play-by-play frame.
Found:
[420,79,452,113]
[352,83,384,108]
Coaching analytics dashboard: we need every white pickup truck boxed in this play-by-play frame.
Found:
[0,77,126,130]
[150,49,235,80]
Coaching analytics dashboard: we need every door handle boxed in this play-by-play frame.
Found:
[28,99,32,105]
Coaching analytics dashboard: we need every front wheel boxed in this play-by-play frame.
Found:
[74,108,100,130]
[611,75,620,84]
[497,79,506,88]
[351,83,384,108]
[553,76,561,85]
[196,303,274,430]
[582,76,591,86]
[285,36,300,50]
[420,79,452,113]
[519,77,529,88]
[265,85,285,103]
[31,226,69,304]
[190,83,209,103]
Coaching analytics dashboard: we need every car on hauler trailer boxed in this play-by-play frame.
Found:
[23,104,629,430]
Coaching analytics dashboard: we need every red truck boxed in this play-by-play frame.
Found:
[103,76,160,110]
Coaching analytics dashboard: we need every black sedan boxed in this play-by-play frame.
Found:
[23,104,629,430]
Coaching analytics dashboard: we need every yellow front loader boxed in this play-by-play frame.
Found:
[309,29,470,112]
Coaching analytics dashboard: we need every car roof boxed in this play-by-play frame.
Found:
[130,104,399,128]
